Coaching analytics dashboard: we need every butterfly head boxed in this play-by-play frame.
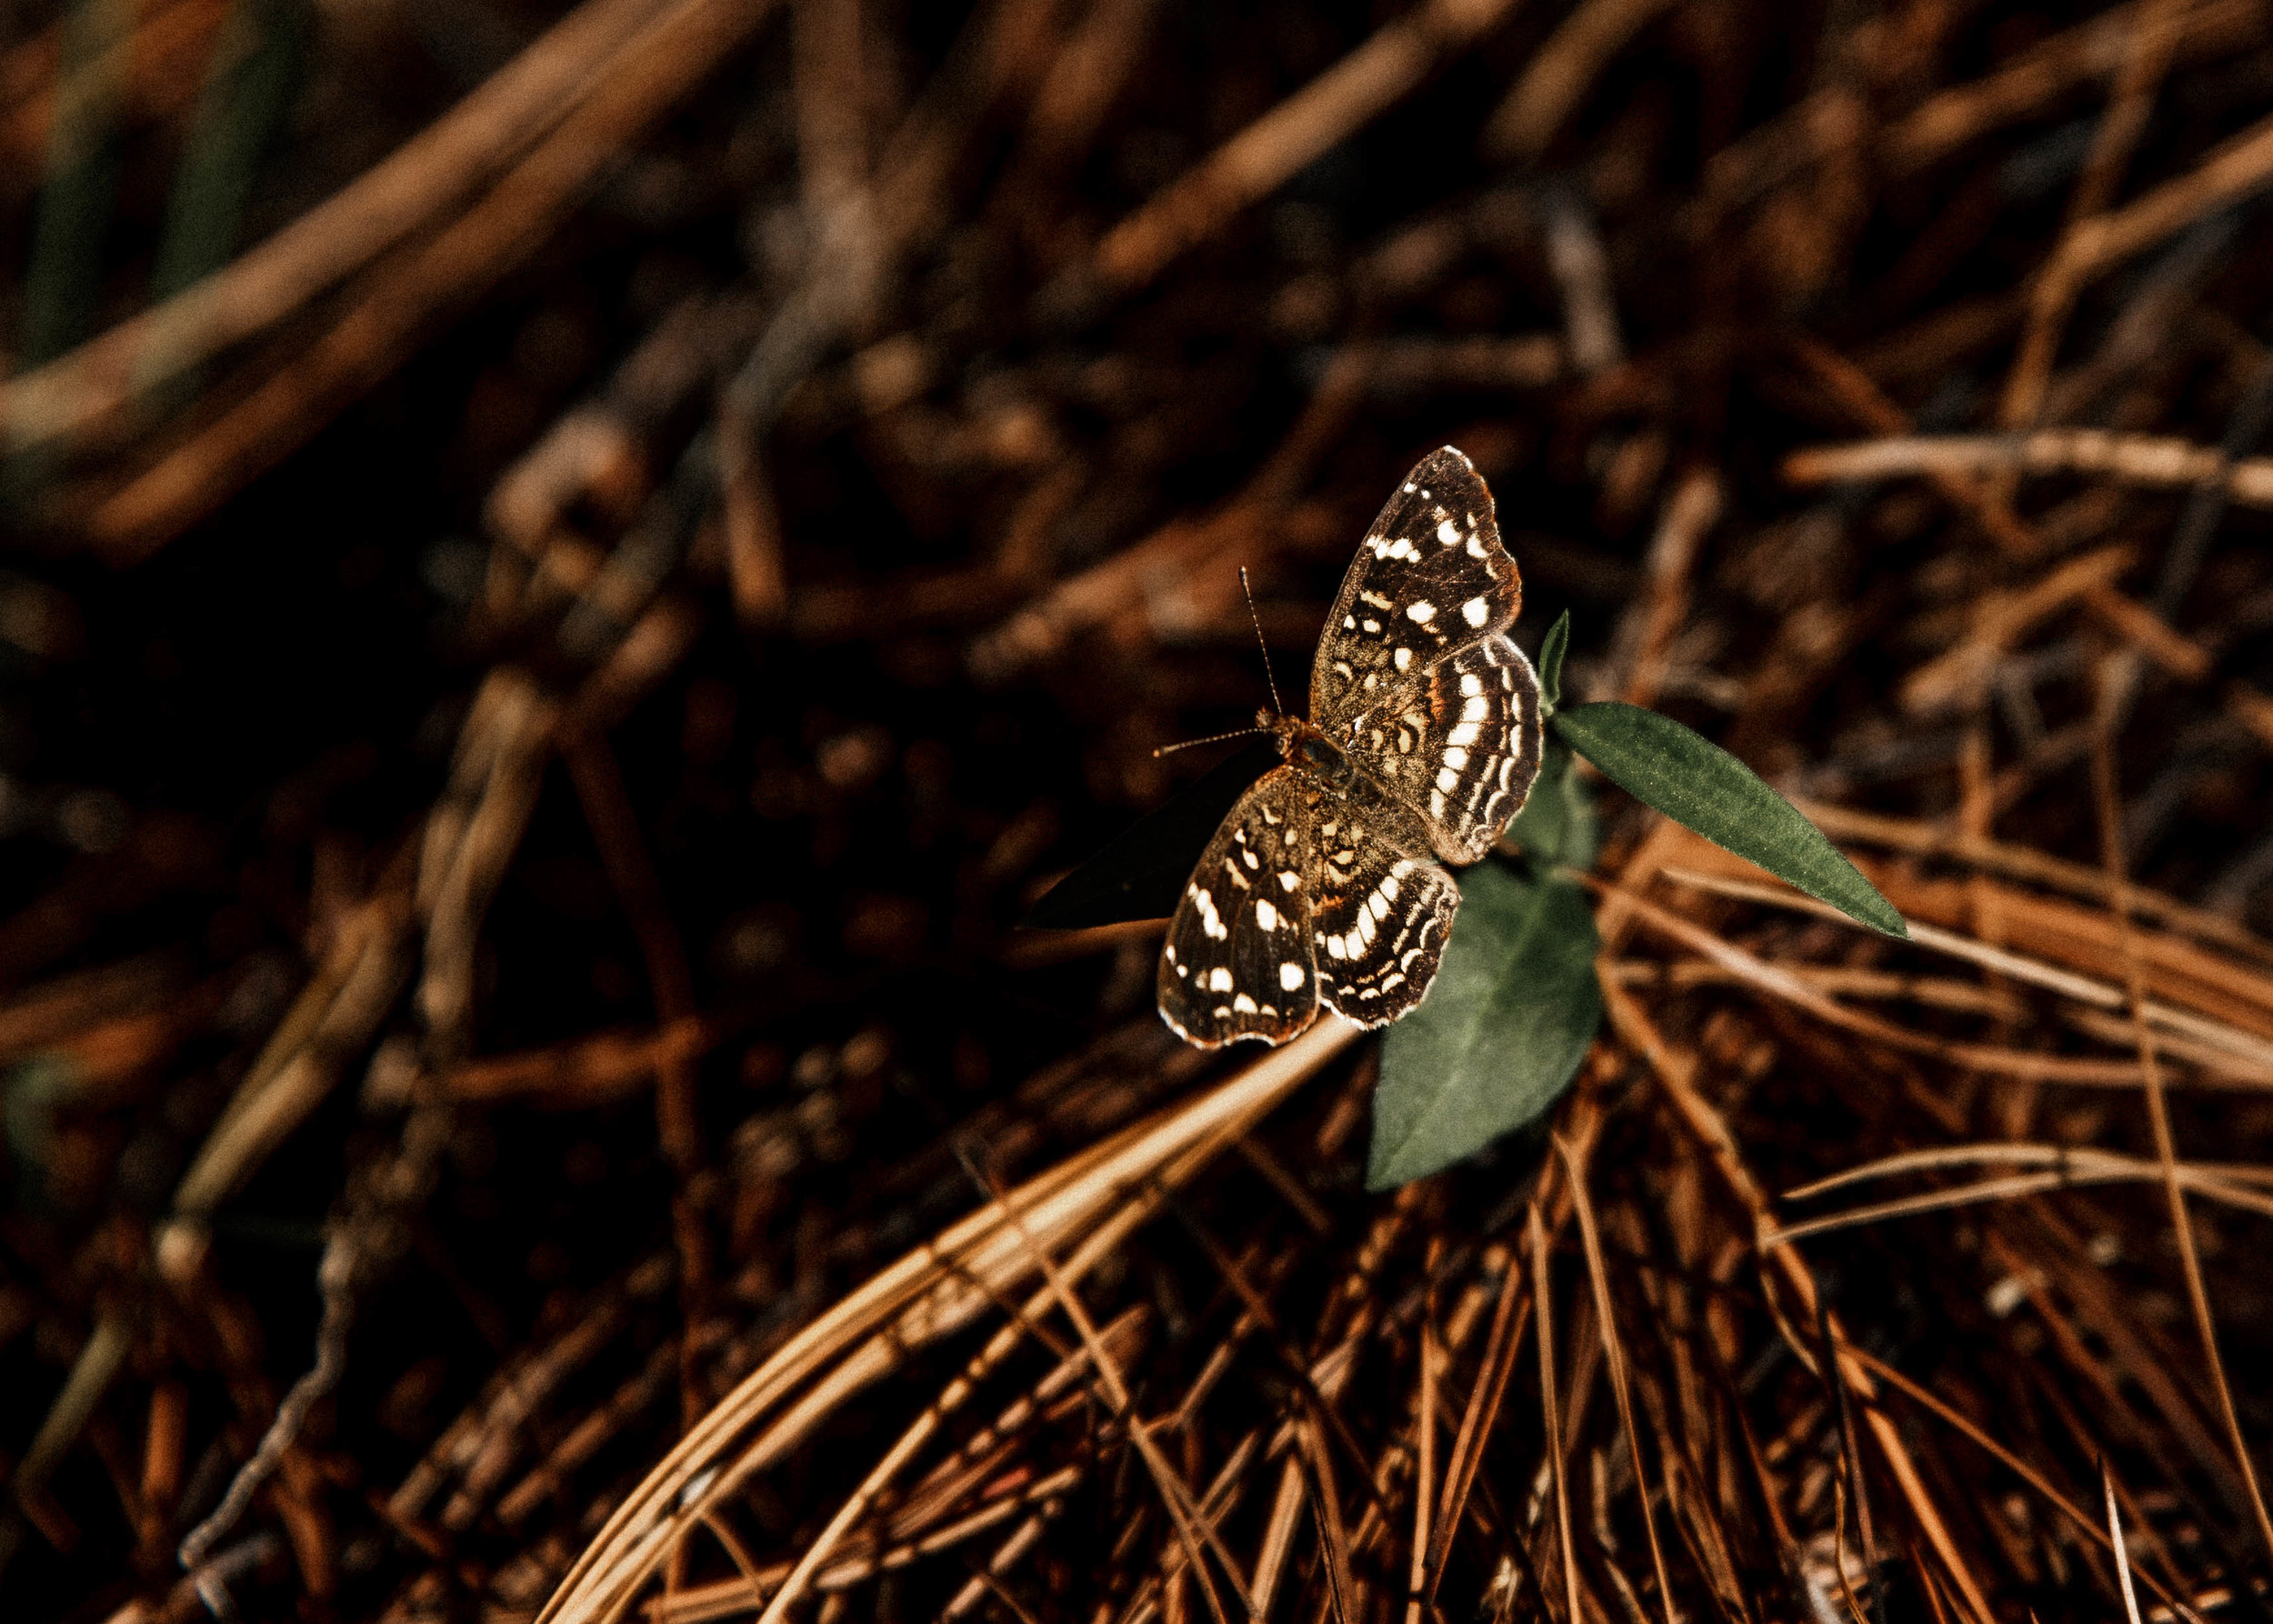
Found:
[1265,710,1353,789]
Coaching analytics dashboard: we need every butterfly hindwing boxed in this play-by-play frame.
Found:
[1157,768,1323,1048]
[1310,447,1523,730]
[1307,777,1461,1027]
[1338,633,1544,862]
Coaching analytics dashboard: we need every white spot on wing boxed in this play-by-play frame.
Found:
[1407,601,1435,624]
[1460,673,1482,697]
[1208,967,1233,992]
[1463,596,1489,627]
[1280,962,1306,991]
[1255,900,1278,931]
[1278,870,1299,892]
[1394,647,1411,671]
[1233,993,1258,1014]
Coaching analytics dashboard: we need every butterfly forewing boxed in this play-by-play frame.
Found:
[1307,778,1460,1027]
[1339,634,1544,862]
[1310,446,1523,730]
[1157,768,1322,1048]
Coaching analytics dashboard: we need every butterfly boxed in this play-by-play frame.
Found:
[1157,446,1544,1048]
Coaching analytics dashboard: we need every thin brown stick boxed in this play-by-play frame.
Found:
[1783,429,2273,512]
[1879,0,2268,176]
[0,0,681,456]
[83,0,788,558]
[1478,0,1678,163]
[1092,0,1524,296]
[2000,0,2193,430]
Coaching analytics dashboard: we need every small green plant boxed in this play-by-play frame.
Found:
[1367,610,1903,1187]
[1026,608,1905,1188]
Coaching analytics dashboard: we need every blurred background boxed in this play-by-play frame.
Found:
[3,0,2273,1620]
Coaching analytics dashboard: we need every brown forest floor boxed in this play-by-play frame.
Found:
[3,2,2273,1622]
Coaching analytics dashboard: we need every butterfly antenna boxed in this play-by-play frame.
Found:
[1239,566,1285,717]
[1153,726,1269,759]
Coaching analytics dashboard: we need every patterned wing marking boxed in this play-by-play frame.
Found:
[1337,634,1543,863]
[1307,778,1460,1028]
[1311,446,1523,730]
[1157,768,1322,1048]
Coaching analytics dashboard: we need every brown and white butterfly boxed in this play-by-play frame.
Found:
[1157,447,1545,1048]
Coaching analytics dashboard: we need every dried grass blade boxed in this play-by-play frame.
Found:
[1423,1250,1530,1597]
[1248,1458,1307,1616]
[1558,1137,1676,1624]
[1404,1287,1438,1624]
[2088,678,2273,1566]
[1791,800,2273,967]
[1529,1206,1583,1624]
[1816,1291,1881,1624]
[1298,1413,1357,1624]
[1658,864,2273,1078]
[540,1019,1354,1623]
[2106,1459,2145,1624]
[1600,982,2002,1624]
[1592,875,2162,1085]
[1786,1142,2273,1199]
[1850,1349,2198,1622]
[1771,1159,2273,1244]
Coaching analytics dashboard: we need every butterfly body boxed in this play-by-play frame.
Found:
[1157,447,1546,1049]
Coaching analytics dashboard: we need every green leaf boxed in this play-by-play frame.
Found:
[1507,736,1596,870]
[1536,610,1570,716]
[1368,862,1601,1189]
[1549,703,1908,937]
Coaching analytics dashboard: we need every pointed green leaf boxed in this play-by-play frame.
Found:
[1368,862,1600,1189]
[1537,610,1570,716]
[1549,703,1908,937]
[1507,736,1597,870]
